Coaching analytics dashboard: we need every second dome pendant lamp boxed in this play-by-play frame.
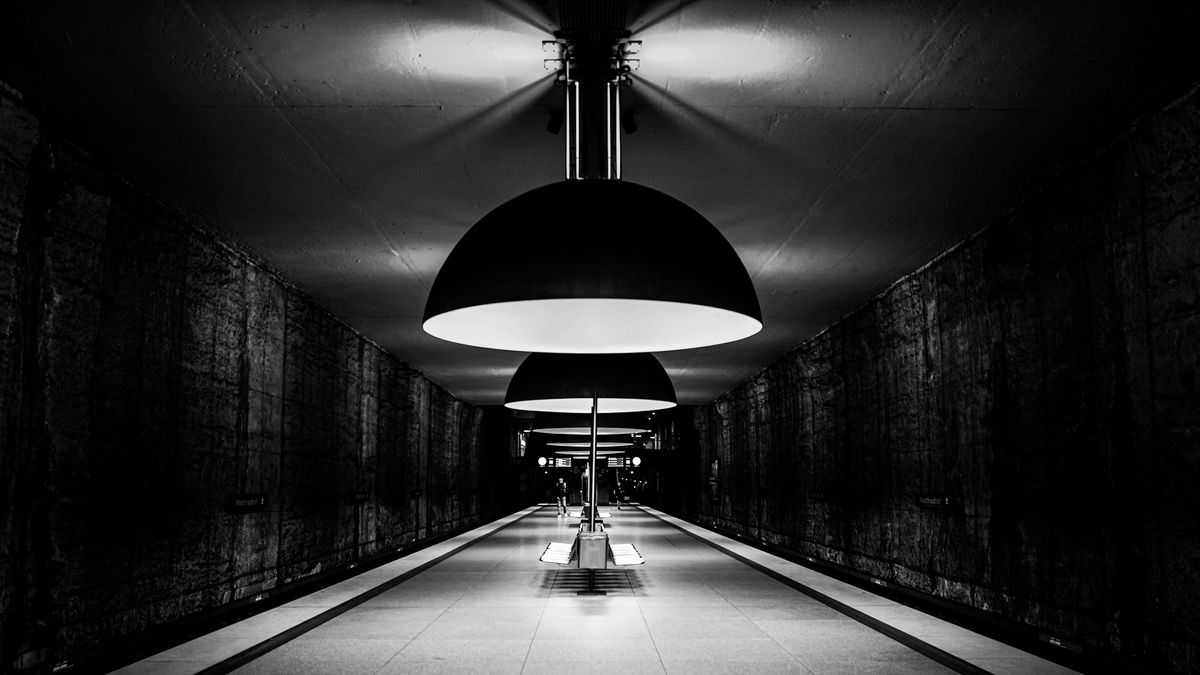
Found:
[422,29,763,354]
[504,353,676,414]
[504,351,676,532]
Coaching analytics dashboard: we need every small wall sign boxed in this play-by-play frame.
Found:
[225,493,268,513]
[916,494,956,510]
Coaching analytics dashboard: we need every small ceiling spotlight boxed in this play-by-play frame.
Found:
[617,39,640,73]
[542,39,565,72]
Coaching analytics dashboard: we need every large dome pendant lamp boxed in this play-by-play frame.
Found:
[422,33,763,354]
[505,352,676,531]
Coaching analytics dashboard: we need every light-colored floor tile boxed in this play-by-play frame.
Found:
[536,615,651,639]
[526,637,661,662]
[453,593,553,607]
[739,604,848,621]
[302,606,446,639]
[661,660,810,675]
[782,634,955,674]
[527,660,667,675]
[359,587,468,607]
[141,637,261,663]
[921,634,1027,660]
[638,604,747,622]
[394,637,533,660]
[645,616,770,640]
[541,604,644,621]
[231,638,407,674]
[790,656,955,674]
[632,593,735,607]
[884,618,978,639]
[378,656,526,674]
[971,657,1079,675]
[766,619,905,647]
[208,606,327,640]
[111,661,213,675]
[418,612,542,640]
[856,604,925,620]
[652,637,796,663]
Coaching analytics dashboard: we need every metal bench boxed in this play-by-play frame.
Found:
[539,537,644,566]
[567,510,611,519]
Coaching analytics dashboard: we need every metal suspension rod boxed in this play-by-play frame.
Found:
[589,391,598,532]
[561,38,622,180]
[572,81,581,178]
[564,61,572,179]
[605,81,613,179]
[613,82,621,179]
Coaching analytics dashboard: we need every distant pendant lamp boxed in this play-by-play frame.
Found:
[547,440,633,449]
[422,35,761,354]
[504,353,676,414]
[539,432,636,447]
[532,411,651,436]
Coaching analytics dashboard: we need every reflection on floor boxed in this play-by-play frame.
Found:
[113,505,1078,674]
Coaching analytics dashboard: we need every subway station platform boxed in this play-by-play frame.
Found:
[114,506,1077,674]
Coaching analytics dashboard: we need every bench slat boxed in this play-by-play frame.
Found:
[539,540,576,564]
[609,542,644,566]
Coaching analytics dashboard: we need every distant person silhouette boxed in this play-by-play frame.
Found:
[556,477,568,517]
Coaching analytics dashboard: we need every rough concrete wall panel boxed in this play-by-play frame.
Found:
[280,296,342,579]
[410,375,431,538]
[357,345,380,558]
[374,357,414,548]
[687,86,1200,670]
[229,266,284,599]
[426,387,450,533]
[0,94,37,668]
[0,90,506,670]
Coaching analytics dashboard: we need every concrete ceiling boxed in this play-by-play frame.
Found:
[4,0,1199,405]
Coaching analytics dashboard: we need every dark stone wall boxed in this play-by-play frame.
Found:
[0,91,512,672]
[683,84,1200,671]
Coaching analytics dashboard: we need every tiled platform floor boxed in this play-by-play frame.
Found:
[115,505,1077,674]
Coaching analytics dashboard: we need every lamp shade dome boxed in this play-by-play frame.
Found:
[423,180,762,353]
[504,353,676,413]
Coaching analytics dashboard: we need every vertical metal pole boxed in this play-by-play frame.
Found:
[613,82,622,180]
[589,391,598,532]
[572,81,581,179]
[605,81,612,179]
[564,61,572,180]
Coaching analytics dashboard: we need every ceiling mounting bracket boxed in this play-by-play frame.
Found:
[543,35,640,180]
